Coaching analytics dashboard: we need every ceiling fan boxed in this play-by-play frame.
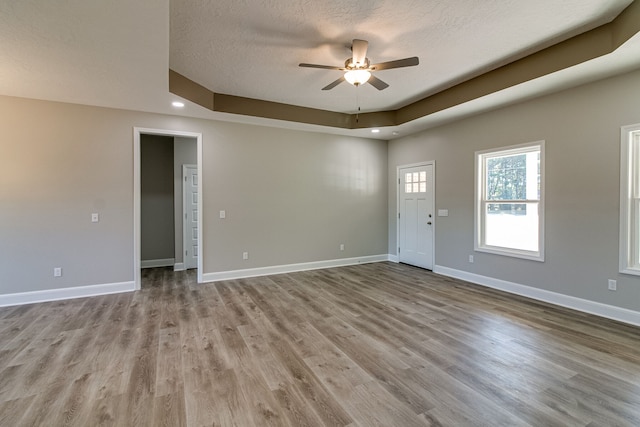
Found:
[299,39,419,91]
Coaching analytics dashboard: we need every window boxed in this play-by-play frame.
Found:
[475,141,544,261]
[405,171,427,193]
[620,124,640,275]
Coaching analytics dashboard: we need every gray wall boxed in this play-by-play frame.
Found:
[388,68,640,313]
[173,136,197,265]
[202,122,388,271]
[0,98,133,292]
[141,134,175,262]
[0,95,388,294]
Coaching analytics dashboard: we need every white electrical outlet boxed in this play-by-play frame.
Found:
[54,267,62,277]
[468,255,474,263]
[243,252,249,260]
[91,213,99,223]
[608,279,617,291]
[340,244,345,251]
[219,210,226,219]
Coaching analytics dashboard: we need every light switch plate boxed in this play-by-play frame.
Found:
[91,213,99,222]
[219,210,226,219]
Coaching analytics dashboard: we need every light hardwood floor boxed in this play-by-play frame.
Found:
[1,262,639,426]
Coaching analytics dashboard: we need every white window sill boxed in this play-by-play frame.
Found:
[475,245,544,262]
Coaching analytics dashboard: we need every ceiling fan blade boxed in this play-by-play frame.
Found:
[371,56,419,71]
[351,39,368,66]
[322,76,345,90]
[299,63,344,70]
[367,74,389,90]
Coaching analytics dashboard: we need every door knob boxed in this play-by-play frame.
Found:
[427,221,432,225]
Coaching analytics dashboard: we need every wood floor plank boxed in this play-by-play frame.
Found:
[343,380,431,427]
[405,364,530,426]
[237,323,294,390]
[151,390,187,427]
[312,315,434,414]
[272,381,328,426]
[155,326,183,397]
[263,330,355,426]
[87,394,123,426]
[0,311,57,366]
[16,369,78,426]
[1,262,639,426]
[0,395,36,426]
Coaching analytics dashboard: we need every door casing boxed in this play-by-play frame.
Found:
[134,127,203,290]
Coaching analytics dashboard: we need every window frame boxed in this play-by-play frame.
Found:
[474,141,545,262]
[619,123,640,275]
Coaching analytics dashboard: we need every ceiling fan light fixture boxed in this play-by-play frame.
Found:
[300,39,418,91]
[344,69,371,86]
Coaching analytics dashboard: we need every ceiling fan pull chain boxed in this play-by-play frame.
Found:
[356,87,361,123]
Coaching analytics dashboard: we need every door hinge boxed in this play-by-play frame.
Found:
[184,176,187,182]
[398,178,400,184]
[398,213,400,219]
[185,250,188,256]
[398,247,400,253]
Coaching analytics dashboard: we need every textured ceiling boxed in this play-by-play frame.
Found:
[0,0,169,113]
[169,0,633,113]
[0,0,639,140]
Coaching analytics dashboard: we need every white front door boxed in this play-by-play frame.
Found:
[399,163,434,269]
[183,165,198,270]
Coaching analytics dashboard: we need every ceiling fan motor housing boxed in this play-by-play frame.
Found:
[346,57,370,70]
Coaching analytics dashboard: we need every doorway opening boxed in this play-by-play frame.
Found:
[133,127,203,290]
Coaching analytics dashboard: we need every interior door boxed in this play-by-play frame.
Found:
[399,164,434,269]
[183,164,198,270]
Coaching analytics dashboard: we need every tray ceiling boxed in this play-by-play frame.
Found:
[1,0,639,139]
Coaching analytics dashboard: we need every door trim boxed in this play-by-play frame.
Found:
[396,161,435,269]
[133,127,203,290]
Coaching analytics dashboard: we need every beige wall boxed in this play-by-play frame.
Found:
[388,68,640,312]
[0,96,388,294]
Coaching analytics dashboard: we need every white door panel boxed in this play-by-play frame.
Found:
[183,165,198,270]
[399,164,434,270]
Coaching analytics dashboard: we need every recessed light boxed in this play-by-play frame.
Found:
[371,129,380,133]
[172,101,185,108]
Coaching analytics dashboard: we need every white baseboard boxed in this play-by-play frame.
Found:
[202,254,390,283]
[173,263,186,272]
[434,265,640,327]
[388,254,399,263]
[0,281,135,307]
[141,258,175,269]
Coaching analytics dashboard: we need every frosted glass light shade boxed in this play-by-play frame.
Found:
[344,69,371,86]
